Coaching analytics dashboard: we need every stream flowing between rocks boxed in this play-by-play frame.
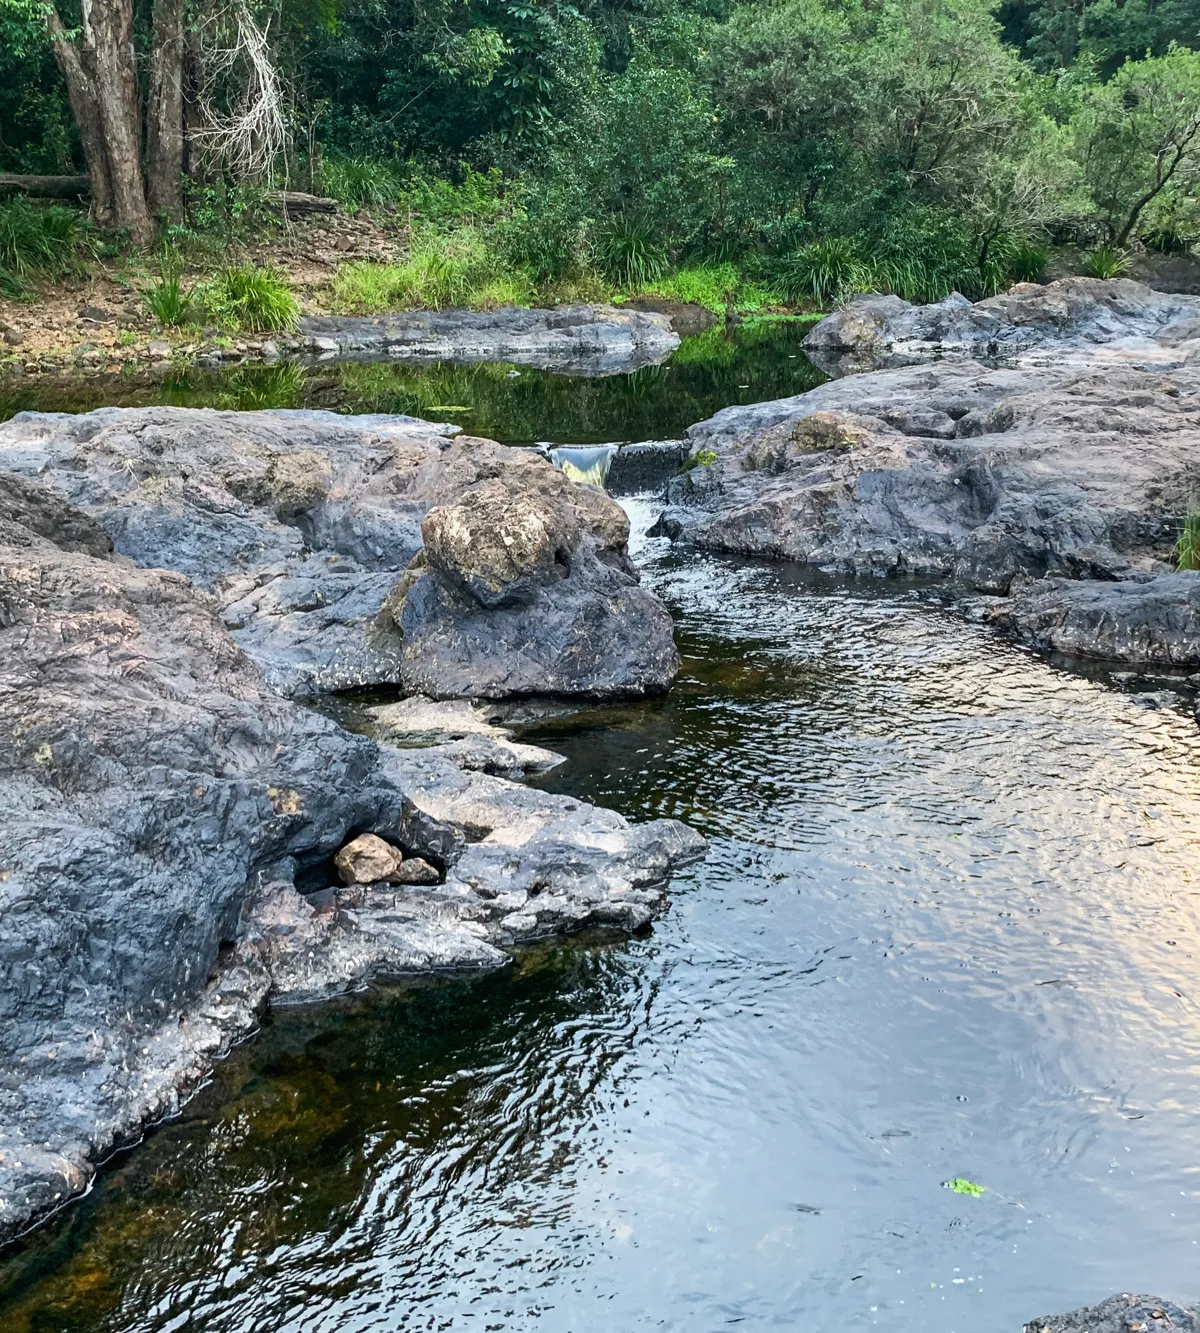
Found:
[4,330,1200,1331]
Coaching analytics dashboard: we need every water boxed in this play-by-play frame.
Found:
[5,352,1200,1330]
[0,319,825,442]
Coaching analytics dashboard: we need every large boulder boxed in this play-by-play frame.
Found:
[653,279,1200,667]
[0,470,704,1244]
[298,303,679,373]
[0,408,680,698]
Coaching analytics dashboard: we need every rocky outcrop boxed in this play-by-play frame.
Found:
[1024,1294,1200,1333]
[0,407,680,698]
[298,304,679,373]
[804,278,1200,375]
[0,470,704,1244]
[653,280,1200,667]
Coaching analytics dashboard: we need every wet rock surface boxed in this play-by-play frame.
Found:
[653,279,1200,666]
[0,407,680,698]
[1024,1294,1200,1333]
[298,304,679,373]
[0,471,704,1244]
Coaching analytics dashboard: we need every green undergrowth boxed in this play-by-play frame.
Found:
[0,197,94,298]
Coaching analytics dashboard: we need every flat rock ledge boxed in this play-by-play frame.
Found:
[653,278,1200,671]
[0,471,704,1245]
[298,304,679,373]
[1025,1294,1200,1332]
[0,406,680,699]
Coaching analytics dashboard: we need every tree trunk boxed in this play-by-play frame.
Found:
[80,0,154,245]
[145,0,185,220]
[0,174,91,198]
[182,32,208,183]
[45,6,115,227]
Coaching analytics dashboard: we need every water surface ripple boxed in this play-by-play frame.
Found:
[4,506,1200,1332]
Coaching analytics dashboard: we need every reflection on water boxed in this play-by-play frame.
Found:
[0,321,825,443]
[5,503,1200,1331]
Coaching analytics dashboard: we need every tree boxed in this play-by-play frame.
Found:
[1075,42,1200,243]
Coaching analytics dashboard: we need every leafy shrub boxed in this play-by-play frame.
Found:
[199,266,300,332]
[770,237,864,305]
[0,197,91,297]
[601,216,669,288]
[1081,244,1131,278]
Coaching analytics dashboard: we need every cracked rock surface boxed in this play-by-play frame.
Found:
[0,407,679,698]
[1023,1294,1200,1333]
[0,471,703,1244]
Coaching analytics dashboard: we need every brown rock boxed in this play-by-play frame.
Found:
[392,856,440,885]
[333,833,403,885]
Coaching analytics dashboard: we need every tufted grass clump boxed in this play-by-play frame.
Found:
[1175,506,1200,571]
[320,156,408,209]
[199,265,300,332]
[1081,244,1131,279]
[601,216,669,288]
[0,197,92,298]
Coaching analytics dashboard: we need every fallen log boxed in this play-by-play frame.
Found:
[266,190,338,218]
[0,173,89,199]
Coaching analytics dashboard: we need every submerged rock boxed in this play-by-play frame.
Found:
[654,279,1200,667]
[0,407,679,699]
[1024,1294,1200,1333]
[0,471,704,1244]
[297,304,678,373]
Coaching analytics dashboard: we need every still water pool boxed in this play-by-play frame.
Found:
[3,350,1200,1331]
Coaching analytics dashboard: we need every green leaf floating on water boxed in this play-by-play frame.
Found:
[944,1177,986,1197]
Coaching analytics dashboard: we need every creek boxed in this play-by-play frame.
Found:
[3,325,1200,1332]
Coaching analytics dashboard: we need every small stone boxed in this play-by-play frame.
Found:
[77,306,115,323]
[392,856,440,885]
[147,340,171,359]
[260,340,279,360]
[333,833,402,886]
[4,329,24,347]
[310,335,339,355]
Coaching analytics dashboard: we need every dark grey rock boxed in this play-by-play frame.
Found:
[298,304,678,374]
[1023,1294,1200,1333]
[0,408,680,699]
[0,471,705,1244]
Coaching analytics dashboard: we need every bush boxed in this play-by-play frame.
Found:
[1177,505,1200,571]
[0,197,90,297]
[199,266,300,332]
[600,216,669,288]
[1006,238,1050,283]
[1081,244,1131,278]
[770,238,864,305]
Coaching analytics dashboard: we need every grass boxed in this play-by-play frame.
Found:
[629,263,740,314]
[771,238,864,305]
[142,261,197,327]
[0,197,92,297]
[320,157,408,209]
[1081,244,1131,279]
[197,265,300,333]
[1176,505,1200,570]
[600,217,669,288]
[331,228,533,313]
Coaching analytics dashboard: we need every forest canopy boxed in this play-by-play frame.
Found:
[2,0,1200,299]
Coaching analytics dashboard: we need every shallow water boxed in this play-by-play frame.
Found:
[5,493,1200,1331]
[0,319,825,442]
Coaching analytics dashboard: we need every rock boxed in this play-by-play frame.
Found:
[147,339,171,359]
[392,856,440,885]
[260,339,279,360]
[803,278,1200,375]
[1023,1294,1200,1333]
[77,306,115,323]
[0,469,705,1244]
[0,408,679,699]
[333,832,404,885]
[651,279,1200,665]
[368,695,566,777]
[4,329,24,347]
[988,572,1200,664]
[297,304,679,374]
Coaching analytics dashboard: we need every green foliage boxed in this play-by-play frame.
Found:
[320,157,408,209]
[770,239,865,305]
[142,256,198,327]
[0,197,90,297]
[1080,243,1130,277]
[944,1177,986,1197]
[1176,503,1200,570]
[332,228,533,312]
[632,263,742,314]
[1006,238,1051,283]
[601,217,669,288]
[198,266,301,332]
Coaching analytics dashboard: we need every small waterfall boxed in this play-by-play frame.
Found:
[548,445,618,487]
